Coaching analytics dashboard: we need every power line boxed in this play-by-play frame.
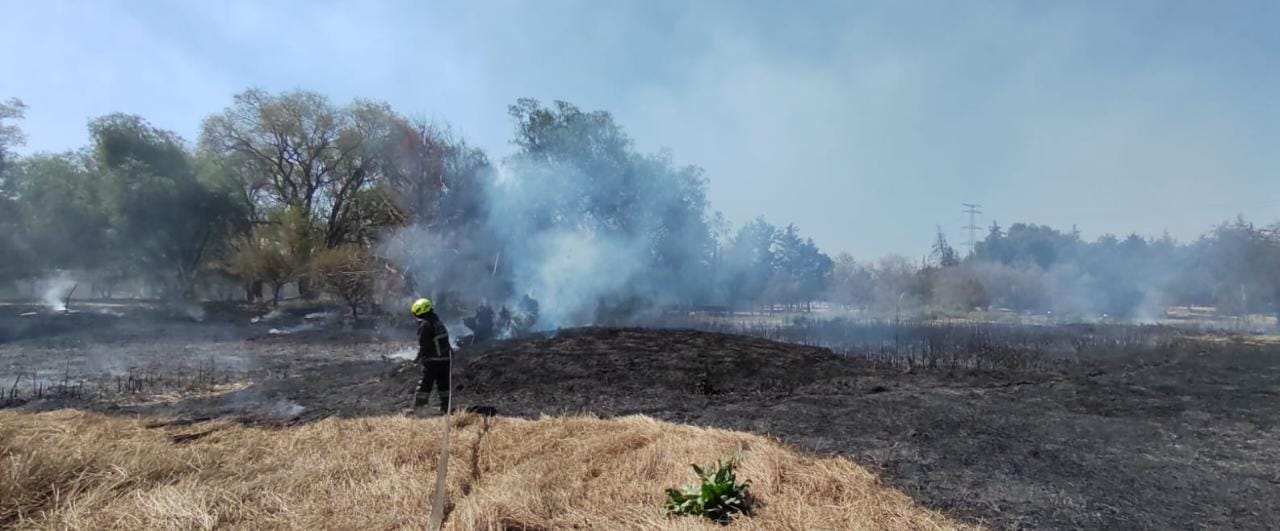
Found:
[962,203,982,255]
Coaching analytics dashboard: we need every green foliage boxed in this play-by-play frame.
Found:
[721,219,831,310]
[771,223,833,309]
[9,153,109,273]
[199,89,400,249]
[722,218,778,309]
[506,99,718,303]
[90,114,243,298]
[960,217,1280,318]
[15,86,1279,323]
[663,458,751,524]
[0,97,27,175]
[0,98,26,283]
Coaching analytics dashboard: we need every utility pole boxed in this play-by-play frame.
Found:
[962,203,982,256]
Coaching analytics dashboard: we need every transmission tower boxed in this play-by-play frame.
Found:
[962,203,982,256]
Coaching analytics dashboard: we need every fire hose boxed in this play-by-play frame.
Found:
[431,256,499,529]
[427,333,454,531]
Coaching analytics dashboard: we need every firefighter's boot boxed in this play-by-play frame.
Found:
[413,391,431,409]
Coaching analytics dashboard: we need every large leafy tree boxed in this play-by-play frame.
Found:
[0,98,29,282]
[90,114,244,298]
[504,99,716,306]
[721,218,777,310]
[372,119,499,300]
[9,153,109,276]
[507,99,638,233]
[199,89,397,249]
[770,223,833,310]
[1193,218,1277,316]
[378,120,490,229]
[0,98,26,175]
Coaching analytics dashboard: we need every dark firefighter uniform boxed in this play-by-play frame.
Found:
[411,298,452,413]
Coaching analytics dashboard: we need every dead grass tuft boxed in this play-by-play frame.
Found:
[0,410,968,529]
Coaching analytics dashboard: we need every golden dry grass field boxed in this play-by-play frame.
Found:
[0,409,967,530]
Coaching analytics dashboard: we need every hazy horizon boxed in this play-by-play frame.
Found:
[4,0,1278,259]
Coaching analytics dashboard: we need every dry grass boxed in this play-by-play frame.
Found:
[0,409,968,530]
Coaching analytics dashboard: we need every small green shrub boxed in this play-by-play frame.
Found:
[664,458,751,523]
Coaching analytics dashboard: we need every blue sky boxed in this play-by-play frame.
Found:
[3,1,1278,258]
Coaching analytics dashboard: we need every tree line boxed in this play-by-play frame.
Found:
[826,219,1280,322]
[5,91,1275,324]
[0,91,835,320]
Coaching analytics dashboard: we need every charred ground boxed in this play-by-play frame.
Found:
[2,304,1278,529]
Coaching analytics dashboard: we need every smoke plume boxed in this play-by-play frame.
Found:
[38,272,76,313]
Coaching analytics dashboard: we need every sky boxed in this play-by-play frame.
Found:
[3,0,1278,259]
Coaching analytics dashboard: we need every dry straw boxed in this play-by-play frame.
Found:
[0,409,969,530]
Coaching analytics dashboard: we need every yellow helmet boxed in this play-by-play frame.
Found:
[411,298,433,317]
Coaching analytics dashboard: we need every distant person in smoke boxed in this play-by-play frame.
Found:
[463,302,495,343]
[497,305,514,337]
[519,293,540,330]
[411,297,452,414]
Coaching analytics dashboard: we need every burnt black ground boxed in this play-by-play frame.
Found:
[459,328,1280,530]
[3,305,1279,530]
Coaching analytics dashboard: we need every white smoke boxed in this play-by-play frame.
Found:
[381,160,676,329]
[262,399,305,419]
[512,229,647,328]
[37,272,77,312]
[250,308,286,323]
[376,103,718,331]
[267,324,316,335]
[181,304,206,322]
[389,348,416,361]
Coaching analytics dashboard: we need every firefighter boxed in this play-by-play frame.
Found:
[519,293,540,330]
[463,302,495,343]
[411,297,452,413]
[496,305,514,337]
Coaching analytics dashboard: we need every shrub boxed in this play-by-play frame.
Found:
[310,244,375,321]
[664,458,751,524]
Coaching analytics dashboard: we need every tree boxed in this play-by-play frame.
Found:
[931,226,959,267]
[90,114,244,298]
[797,239,834,310]
[9,153,110,275]
[1195,218,1275,316]
[827,253,874,308]
[934,265,991,310]
[973,221,1005,264]
[968,262,1050,312]
[505,98,638,234]
[975,223,1078,269]
[227,207,319,305]
[311,244,376,322]
[372,119,500,300]
[769,224,832,310]
[0,98,29,283]
[869,255,921,312]
[199,89,395,249]
[721,218,777,310]
[378,120,491,228]
[638,152,717,305]
[0,98,26,176]
[500,98,718,311]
